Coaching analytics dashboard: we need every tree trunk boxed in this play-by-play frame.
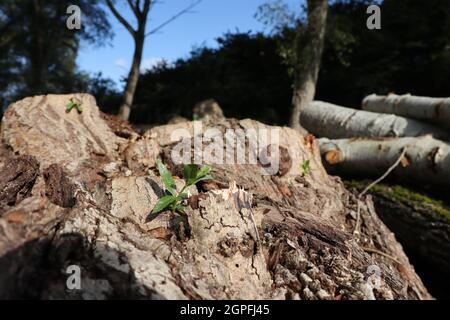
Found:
[118,34,145,121]
[0,94,431,300]
[363,94,450,129]
[319,135,450,189]
[30,0,45,94]
[289,0,328,131]
[301,101,450,140]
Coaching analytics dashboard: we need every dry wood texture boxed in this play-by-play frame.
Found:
[0,94,431,299]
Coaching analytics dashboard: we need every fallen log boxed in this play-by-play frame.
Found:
[362,94,450,129]
[319,135,450,189]
[0,94,432,300]
[301,101,449,140]
[346,181,450,299]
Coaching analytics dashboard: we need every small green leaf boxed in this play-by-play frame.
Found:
[300,160,311,177]
[193,174,212,184]
[174,204,186,214]
[178,192,189,200]
[183,164,199,185]
[66,101,74,112]
[156,160,177,195]
[196,165,211,179]
[66,98,83,114]
[151,195,177,214]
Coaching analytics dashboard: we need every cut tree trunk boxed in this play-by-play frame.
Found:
[289,0,328,131]
[301,101,449,140]
[0,94,432,300]
[319,135,450,189]
[362,94,450,129]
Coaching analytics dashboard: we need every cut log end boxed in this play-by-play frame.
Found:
[325,150,343,165]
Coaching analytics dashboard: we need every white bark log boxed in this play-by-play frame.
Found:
[319,135,450,188]
[362,94,450,129]
[301,101,450,140]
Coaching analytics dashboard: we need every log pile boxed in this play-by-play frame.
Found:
[300,95,450,188]
[300,94,450,298]
[0,94,431,299]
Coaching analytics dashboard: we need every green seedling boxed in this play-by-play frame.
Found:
[300,159,311,177]
[66,98,83,113]
[151,160,212,216]
[192,113,200,121]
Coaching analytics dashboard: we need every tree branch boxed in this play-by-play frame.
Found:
[142,0,152,17]
[127,0,140,18]
[106,0,136,36]
[145,0,203,37]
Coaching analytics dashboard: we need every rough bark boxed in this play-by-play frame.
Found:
[362,94,450,129]
[301,101,449,140]
[1,94,126,175]
[319,135,450,189]
[345,181,450,298]
[0,94,432,300]
[289,0,328,131]
[0,155,40,214]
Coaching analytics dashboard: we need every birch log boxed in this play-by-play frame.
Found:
[301,101,450,140]
[319,135,450,188]
[362,94,450,129]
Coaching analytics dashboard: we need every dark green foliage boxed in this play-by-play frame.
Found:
[132,0,450,125]
[132,33,293,125]
[87,73,122,115]
[319,0,450,107]
[0,0,112,112]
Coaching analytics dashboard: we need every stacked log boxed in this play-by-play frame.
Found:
[299,96,450,188]
[319,135,450,189]
[362,94,450,129]
[302,101,449,140]
[301,94,450,298]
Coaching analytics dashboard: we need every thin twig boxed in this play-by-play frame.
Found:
[359,147,408,198]
[145,0,203,37]
[353,147,408,236]
[361,247,401,265]
[353,199,362,236]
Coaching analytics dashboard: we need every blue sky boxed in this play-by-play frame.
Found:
[77,0,298,89]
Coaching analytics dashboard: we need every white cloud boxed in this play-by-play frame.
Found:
[114,58,127,70]
[141,57,165,72]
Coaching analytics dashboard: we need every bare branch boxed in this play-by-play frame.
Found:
[127,0,140,18]
[145,0,203,37]
[106,0,136,36]
[142,0,152,18]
